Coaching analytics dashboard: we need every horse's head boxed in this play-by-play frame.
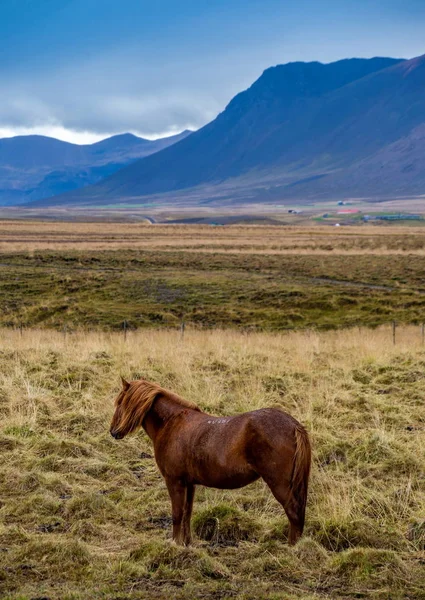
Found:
[110,376,133,439]
[110,376,160,440]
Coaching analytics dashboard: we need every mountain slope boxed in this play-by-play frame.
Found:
[0,136,84,170]
[84,57,403,196]
[39,54,425,207]
[0,130,191,205]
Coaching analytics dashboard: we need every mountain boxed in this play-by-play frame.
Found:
[32,55,418,208]
[27,55,425,207]
[0,130,191,205]
[36,54,425,208]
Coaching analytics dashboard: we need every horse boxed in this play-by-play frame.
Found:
[110,377,311,546]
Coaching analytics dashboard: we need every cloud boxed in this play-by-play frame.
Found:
[1,0,421,144]
[0,44,240,142]
[0,33,280,143]
[0,125,105,145]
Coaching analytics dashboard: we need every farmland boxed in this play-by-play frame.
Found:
[0,326,424,599]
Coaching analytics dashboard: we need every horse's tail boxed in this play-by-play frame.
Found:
[291,424,311,532]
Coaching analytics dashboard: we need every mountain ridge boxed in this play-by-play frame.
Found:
[38,55,422,207]
[20,54,425,207]
[0,130,192,205]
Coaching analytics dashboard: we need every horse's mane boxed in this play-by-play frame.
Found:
[120,379,200,432]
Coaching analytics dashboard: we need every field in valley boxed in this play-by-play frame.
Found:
[2,220,425,331]
[0,326,424,599]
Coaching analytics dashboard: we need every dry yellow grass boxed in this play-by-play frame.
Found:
[2,219,425,254]
[0,326,424,599]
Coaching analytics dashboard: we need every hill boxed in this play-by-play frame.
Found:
[33,55,425,207]
[0,130,191,205]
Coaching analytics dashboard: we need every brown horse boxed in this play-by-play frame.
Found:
[110,377,311,546]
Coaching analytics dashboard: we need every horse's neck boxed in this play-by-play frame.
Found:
[142,394,187,442]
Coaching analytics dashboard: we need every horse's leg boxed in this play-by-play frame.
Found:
[248,437,307,545]
[265,479,304,545]
[165,478,186,545]
[252,456,304,544]
[182,484,195,546]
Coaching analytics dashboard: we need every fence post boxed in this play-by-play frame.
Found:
[123,320,128,342]
[392,321,396,346]
[63,325,67,341]
[422,323,424,346]
[180,320,185,340]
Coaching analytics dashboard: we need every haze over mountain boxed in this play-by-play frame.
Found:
[32,54,425,208]
[0,130,191,205]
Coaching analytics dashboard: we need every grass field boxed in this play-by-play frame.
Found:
[2,221,425,331]
[0,326,424,599]
[1,220,425,598]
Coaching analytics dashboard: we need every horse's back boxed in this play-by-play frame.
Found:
[243,408,304,474]
[245,407,302,440]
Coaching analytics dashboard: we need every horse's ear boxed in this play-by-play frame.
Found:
[120,376,130,391]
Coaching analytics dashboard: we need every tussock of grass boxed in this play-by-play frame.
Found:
[330,547,409,587]
[0,525,29,547]
[192,504,260,545]
[69,519,106,542]
[293,536,329,567]
[307,516,405,552]
[0,326,424,599]
[14,537,91,569]
[130,540,230,580]
[64,491,117,522]
[2,493,62,526]
[34,437,94,458]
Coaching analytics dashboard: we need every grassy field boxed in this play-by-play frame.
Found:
[2,221,425,331]
[0,326,424,599]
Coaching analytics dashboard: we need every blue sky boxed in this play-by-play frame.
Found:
[1,0,424,143]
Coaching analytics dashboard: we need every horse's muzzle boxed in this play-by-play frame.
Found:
[110,429,124,440]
